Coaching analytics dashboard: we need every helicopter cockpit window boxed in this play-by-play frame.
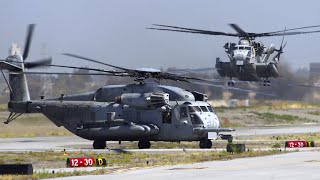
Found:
[200,106,208,112]
[188,106,201,113]
[207,106,214,112]
[190,114,203,125]
[179,107,188,118]
[246,50,252,61]
[245,47,251,50]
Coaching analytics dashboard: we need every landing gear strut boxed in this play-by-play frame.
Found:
[220,134,233,143]
[93,140,106,149]
[199,138,212,149]
[138,140,151,149]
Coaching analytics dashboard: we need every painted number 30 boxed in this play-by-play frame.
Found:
[84,158,93,166]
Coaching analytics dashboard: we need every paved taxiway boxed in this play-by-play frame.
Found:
[53,151,320,180]
[0,124,318,152]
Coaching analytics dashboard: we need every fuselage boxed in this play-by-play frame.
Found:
[216,39,279,81]
[9,83,220,142]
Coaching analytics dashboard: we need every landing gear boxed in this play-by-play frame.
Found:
[199,138,212,149]
[227,79,235,86]
[261,79,270,86]
[220,134,233,143]
[93,140,106,149]
[138,140,151,149]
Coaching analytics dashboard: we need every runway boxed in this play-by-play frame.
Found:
[0,124,319,179]
[0,124,318,152]
[53,151,320,180]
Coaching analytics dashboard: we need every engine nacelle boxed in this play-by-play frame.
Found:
[115,92,169,109]
[268,44,275,54]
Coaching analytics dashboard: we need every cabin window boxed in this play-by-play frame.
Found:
[162,112,171,124]
[179,107,188,118]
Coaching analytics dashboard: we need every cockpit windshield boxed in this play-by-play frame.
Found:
[207,106,214,112]
[200,106,208,112]
[188,106,201,112]
[233,46,251,51]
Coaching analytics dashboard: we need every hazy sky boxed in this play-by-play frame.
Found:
[0,0,319,71]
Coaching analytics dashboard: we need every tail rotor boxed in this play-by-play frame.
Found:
[274,27,287,62]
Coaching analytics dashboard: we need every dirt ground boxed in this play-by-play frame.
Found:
[216,107,320,127]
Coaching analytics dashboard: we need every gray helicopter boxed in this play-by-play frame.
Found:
[0,25,238,149]
[0,25,277,149]
[149,24,320,86]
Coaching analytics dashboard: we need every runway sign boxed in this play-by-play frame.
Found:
[0,164,33,175]
[285,140,315,148]
[66,157,107,167]
[96,158,107,166]
[66,157,95,167]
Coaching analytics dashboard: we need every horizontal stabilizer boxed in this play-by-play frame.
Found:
[0,61,22,71]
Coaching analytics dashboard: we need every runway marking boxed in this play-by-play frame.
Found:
[305,160,320,163]
[168,167,208,170]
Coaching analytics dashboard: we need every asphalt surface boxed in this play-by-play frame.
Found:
[52,151,320,180]
[0,124,318,152]
[0,124,319,179]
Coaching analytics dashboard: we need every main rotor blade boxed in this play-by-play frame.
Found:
[23,24,35,60]
[166,67,218,75]
[263,29,320,37]
[11,71,130,76]
[24,57,52,69]
[189,81,276,97]
[229,24,249,37]
[42,64,126,74]
[149,24,238,37]
[3,59,125,74]
[62,53,131,72]
[262,24,320,35]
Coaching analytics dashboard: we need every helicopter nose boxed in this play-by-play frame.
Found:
[213,118,220,128]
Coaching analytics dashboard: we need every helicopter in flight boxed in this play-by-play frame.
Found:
[148,24,320,86]
[0,25,276,149]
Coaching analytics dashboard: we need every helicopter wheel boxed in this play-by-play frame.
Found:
[199,138,212,149]
[93,140,106,149]
[138,140,151,149]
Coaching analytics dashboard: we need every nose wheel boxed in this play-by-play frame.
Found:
[199,138,212,149]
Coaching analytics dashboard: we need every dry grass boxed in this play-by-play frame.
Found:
[0,112,72,138]
[0,149,282,179]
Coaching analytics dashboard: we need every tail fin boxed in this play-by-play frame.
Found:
[0,24,51,102]
[0,54,30,101]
